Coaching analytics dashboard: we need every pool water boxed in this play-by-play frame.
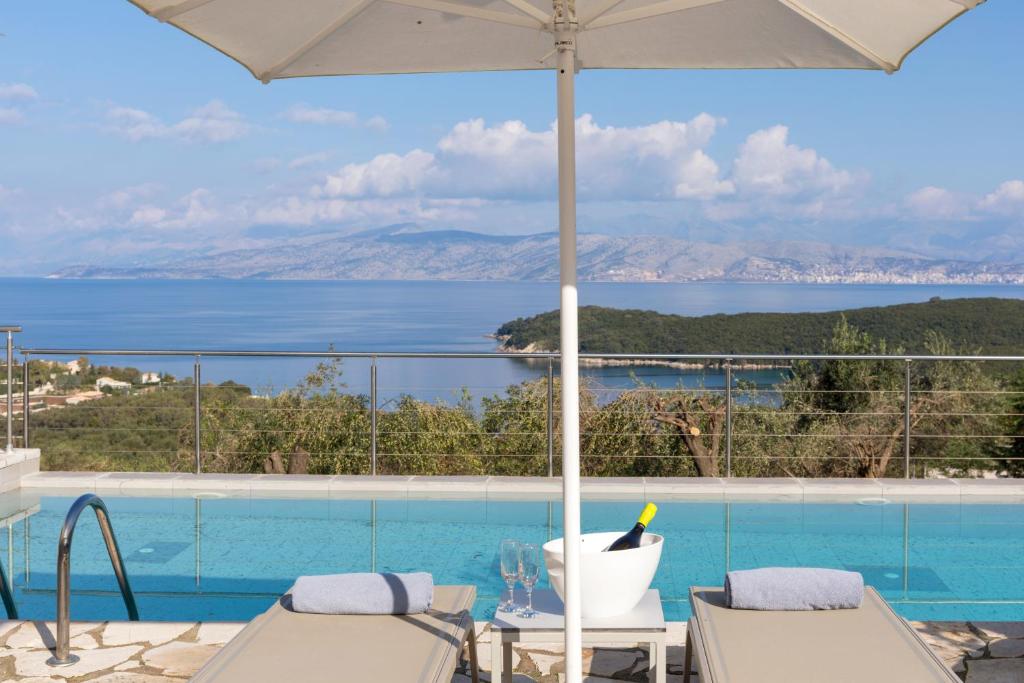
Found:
[2,493,1023,623]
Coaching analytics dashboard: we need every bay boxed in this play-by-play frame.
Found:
[1,278,1022,404]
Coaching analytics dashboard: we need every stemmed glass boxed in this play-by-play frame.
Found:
[517,543,541,618]
[498,539,521,613]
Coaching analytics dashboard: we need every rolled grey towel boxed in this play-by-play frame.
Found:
[725,567,863,611]
[290,572,434,615]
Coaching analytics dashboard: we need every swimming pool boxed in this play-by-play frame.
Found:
[1,491,1022,623]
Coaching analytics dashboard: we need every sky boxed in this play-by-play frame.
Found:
[1,1,1023,274]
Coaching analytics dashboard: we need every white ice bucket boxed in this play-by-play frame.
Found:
[543,531,663,619]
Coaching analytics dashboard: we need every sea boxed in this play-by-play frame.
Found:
[1,278,1022,405]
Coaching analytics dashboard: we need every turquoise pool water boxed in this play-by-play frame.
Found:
[1,493,1022,623]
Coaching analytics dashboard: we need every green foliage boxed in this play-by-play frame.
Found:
[497,298,1024,359]
[30,320,1013,478]
[32,387,192,472]
[480,378,558,476]
[1002,369,1024,476]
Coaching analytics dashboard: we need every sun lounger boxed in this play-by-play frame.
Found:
[683,586,959,683]
[192,585,480,682]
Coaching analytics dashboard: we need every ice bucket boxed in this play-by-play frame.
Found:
[543,531,663,619]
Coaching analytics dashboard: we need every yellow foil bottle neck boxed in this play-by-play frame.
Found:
[638,502,657,528]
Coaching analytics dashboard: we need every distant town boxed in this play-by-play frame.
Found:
[0,358,174,417]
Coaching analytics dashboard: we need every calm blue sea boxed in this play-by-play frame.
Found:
[1,278,1022,402]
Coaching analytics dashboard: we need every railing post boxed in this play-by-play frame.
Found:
[22,354,30,448]
[0,545,16,619]
[904,359,912,479]
[725,360,733,478]
[193,356,201,475]
[5,328,14,453]
[547,357,555,477]
[370,356,377,476]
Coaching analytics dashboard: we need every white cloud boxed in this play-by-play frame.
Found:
[97,184,160,210]
[59,185,228,235]
[252,195,477,228]
[173,101,250,143]
[288,151,330,170]
[732,125,856,197]
[0,108,24,124]
[365,115,389,132]
[314,114,733,202]
[675,150,734,199]
[129,206,168,226]
[282,104,387,130]
[106,106,165,141]
[904,186,969,221]
[978,180,1024,216]
[315,150,437,198]
[0,83,38,101]
[706,125,867,221]
[142,189,222,229]
[106,100,249,143]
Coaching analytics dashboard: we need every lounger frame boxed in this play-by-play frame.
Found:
[683,586,960,683]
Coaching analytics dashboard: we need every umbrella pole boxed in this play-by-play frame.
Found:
[556,29,583,683]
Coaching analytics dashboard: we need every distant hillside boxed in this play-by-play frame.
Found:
[496,298,1024,356]
[51,225,1024,284]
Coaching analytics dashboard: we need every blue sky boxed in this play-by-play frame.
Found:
[1,1,1022,273]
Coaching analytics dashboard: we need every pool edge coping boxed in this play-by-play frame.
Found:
[16,472,1024,502]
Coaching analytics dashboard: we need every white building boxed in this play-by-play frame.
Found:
[96,377,131,391]
[140,372,161,384]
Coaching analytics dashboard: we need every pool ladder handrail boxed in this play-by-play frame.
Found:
[0,555,16,619]
[47,493,140,666]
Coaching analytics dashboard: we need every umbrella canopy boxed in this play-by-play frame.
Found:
[127,1,984,681]
[134,0,980,78]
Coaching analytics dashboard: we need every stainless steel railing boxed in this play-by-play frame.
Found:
[2,326,22,454]
[0,552,17,619]
[12,338,1024,479]
[47,493,139,667]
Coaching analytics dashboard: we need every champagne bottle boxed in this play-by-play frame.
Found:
[605,503,657,552]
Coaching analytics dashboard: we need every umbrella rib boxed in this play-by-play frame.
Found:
[498,0,551,25]
[258,0,378,82]
[578,0,627,29]
[777,0,896,73]
[584,0,727,31]
[383,0,545,29]
[150,0,217,22]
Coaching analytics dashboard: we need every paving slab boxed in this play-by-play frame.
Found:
[100,622,194,647]
[0,618,1011,681]
[966,658,1024,683]
[142,640,222,677]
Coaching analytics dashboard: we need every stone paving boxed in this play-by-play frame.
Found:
[1,619,1023,681]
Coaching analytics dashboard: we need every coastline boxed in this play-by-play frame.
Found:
[492,336,791,370]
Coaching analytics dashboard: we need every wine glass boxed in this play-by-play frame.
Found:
[498,539,521,613]
[517,543,541,618]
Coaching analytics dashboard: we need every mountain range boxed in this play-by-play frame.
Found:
[50,225,1024,284]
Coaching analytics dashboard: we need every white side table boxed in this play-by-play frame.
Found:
[489,588,667,683]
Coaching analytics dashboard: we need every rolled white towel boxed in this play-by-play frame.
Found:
[725,567,864,611]
[290,572,434,615]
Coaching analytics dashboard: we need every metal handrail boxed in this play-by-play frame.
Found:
[47,494,139,667]
[18,347,1024,362]
[0,555,17,619]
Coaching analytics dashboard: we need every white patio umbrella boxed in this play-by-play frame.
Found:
[127,0,984,679]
